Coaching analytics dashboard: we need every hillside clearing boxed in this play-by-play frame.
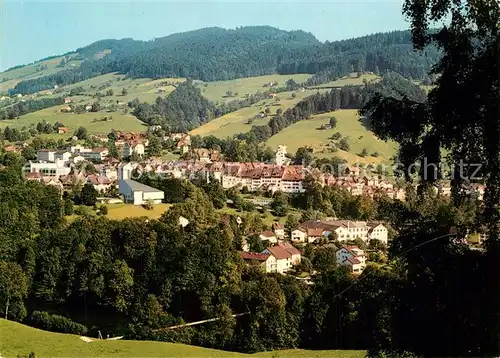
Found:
[62,73,185,104]
[0,105,146,135]
[0,55,81,94]
[312,73,380,88]
[195,74,312,102]
[0,319,365,358]
[191,89,322,138]
[266,109,398,164]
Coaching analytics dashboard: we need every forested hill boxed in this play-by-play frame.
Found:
[7,26,440,95]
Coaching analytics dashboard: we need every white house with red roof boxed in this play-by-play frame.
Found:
[262,242,301,274]
[291,228,307,243]
[259,230,278,244]
[86,175,114,192]
[239,251,276,273]
[336,245,367,273]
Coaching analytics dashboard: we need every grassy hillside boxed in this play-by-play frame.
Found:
[195,74,312,102]
[313,73,380,88]
[0,55,82,94]
[62,72,185,104]
[0,105,146,136]
[0,73,186,136]
[0,319,365,358]
[191,89,323,138]
[266,109,398,164]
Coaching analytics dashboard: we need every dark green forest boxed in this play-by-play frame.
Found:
[8,27,440,95]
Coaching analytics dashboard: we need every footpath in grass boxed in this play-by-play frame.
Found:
[0,319,365,358]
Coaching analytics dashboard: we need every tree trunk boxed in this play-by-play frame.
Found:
[4,298,9,320]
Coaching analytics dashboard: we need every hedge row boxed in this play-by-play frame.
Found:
[26,311,88,335]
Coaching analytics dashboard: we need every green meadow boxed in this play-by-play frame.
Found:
[195,74,312,102]
[191,89,324,138]
[266,109,398,164]
[0,319,365,358]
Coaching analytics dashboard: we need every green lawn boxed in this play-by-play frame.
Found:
[105,203,172,220]
[0,319,365,358]
[191,90,320,138]
[266,109,398,164]
[195,74,313,102]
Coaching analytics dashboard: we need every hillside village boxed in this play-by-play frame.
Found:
[16,128,490,261]
[0,2,498,356]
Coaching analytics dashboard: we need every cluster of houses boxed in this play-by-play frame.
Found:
[291,219,389,245]
[239,242,367,275]
[238,219,387,274]
[21,132,486,207]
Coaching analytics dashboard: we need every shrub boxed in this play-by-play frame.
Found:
[331,132,342,140]
[338,138,350,151]
[99,205,108,215]
[371,151,380,157]
[27,311,88,335]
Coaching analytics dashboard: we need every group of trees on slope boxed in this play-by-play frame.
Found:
[8,27,441,95]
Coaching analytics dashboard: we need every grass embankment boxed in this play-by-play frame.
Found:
[0,319,365,358]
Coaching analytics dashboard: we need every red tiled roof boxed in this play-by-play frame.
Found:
[307,228,324,237]
[260,231,276,238]
[87,175,112,185]
[273,222,284,230]
[265,245,291,260]
[25,172,42,180]
[239,251,270,261]
[346,257,361,265]
[277,242,301,256]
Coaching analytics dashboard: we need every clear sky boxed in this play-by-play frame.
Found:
[1,0,408,71]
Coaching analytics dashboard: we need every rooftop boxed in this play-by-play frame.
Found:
[122,179,163,193]
[239,251,270,261]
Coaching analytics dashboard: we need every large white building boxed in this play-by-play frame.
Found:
[118,163,164,205]
[66,145,109,161]
[297,220,389,245]
[24,160,71,178]
[218,162,306,194]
